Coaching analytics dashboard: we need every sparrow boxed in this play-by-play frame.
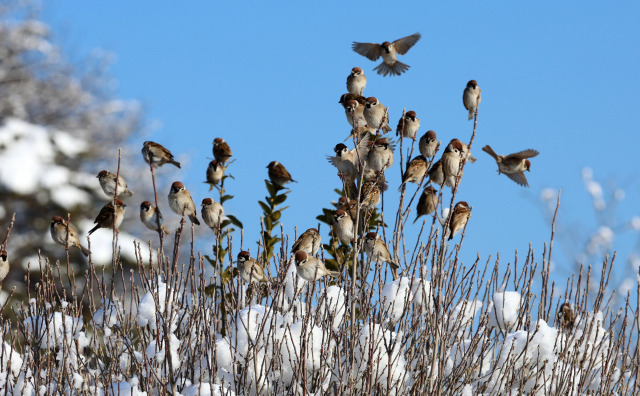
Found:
[462,80,481,120]
[0,250,8,282]
[338,197,359,220]
[339,93,366,108]
[88,200,126,235]
[201,198,224,232]
[352,33,421,77]
[427,160,445,186]
[396,111,420,140]
[346,67,367,96]
[212,138,232,165]
[458,140,477,164]
[364,232,399,271]
[363,97,392,133]
[557,302,575,330]
[291,228,321,255]
[206,160,224,190]
[441,139,464,188]
[332,209,354,244]
[139,201,171,236]
[482,145,539,187]
[236,251,268,283]
[141,141,181,168]
[360,179,381,209]
[294,250,339,281]
[267,161,296,188]
[414,186,438,223]
[366,138,395,175]
[327,136,370,197]
[97,170,134,198]
[50,216,91,256]
[168,181,200,225]
[448,201,471,240]
[343,99,370,134]
[398,155,427,191]
[419,130,439,158]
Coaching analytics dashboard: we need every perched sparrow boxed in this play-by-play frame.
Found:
[364,232,399,271]
[327,136,370,198]
[441,139,464,188]
[338,197,359,220]
[363,97,392,133]
[206,160,224,190]
[89,200,126,235]
[294,250,339,281]
[339,93,366,108]
[458,140,477,164]
[346,67,367,96]
[97,170,134,198]
[332,209,354,244]
[427,160,445,186]
[139,201,171,236]
[360,179,381,209]
[343,99,369,132]
[398,155,427,191]
[366,138,395,175]
[419,130,439,158]
[414,186,438,223]
[482,145,539,187]
[212,138,232,164]
[267,161,296,187]
[291,228,321,255]
[557,302,575,330]
[0,250,8,282]
[168,181,200,225]
[396,111,420,140]
[236,251,268,283]
[352,33,421,77]
[448,201,471,240]
[50,216,91,256]
[201,198,224,232]
[141,141,181,168]
[462,80,481,120]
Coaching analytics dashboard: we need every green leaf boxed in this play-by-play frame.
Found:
[334,188,344,196]
[220,220,232,229]
[268,237,282,247]
[220,194,234,204]
[325,259,340,272]
[258,201,270,214]
[264,215,273,230]
[273,194,288,205]
[272,211,281,221]
[204,285,216,296]
[227,215,243,229]
[265,180,277,197]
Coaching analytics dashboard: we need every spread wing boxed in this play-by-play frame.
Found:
[504,149,539,161]
[352,42,382,61]
[393,33,421,55]
[351,134,371,160]
[505,171,529,187]
[326,155,339,167]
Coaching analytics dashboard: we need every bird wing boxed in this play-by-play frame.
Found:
[393,33,421,55]
[326,155,339,167]
[351,134,371,160]
[504,149,539,161]
[352,42,382,61]
[505,171,529,187]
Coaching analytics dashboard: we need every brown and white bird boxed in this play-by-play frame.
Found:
[206,160,224,190]
[448,201,471,240]
[139,201,171,236]
[482,145,539,187]
[427,160,445,186]
[327,136,370,197]
[458,141,477,164]
[343,99,370,132]
[338,197,359,220]
[89,200,126,235]
[398,155,427,191]
[396,111,420,140]
[352,33,421,77]
[462,80,481,120]
[339,93,366,108]
[347,67,367,95]
[201,198,224,232]
[332,209,354,244]
[441,139,464,188]
[50,216,91,256]
[0,250,8,282]
[366,138,395,175]
[414,186,438,223]
[363,97,392,133]
[97,170,134,198]
[236,251,268,283]
[294,250,339,281]
[141,141,181,168]
[419,130,439,158]
[557,302,575,330]
[168,181,200,225]
[291,228,321,255]
[212,138,232,165]
[364,232,399,272]
[267,161,296,187]
[360,179,381,209]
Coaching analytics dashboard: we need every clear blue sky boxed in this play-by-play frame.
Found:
[41,2,640,290]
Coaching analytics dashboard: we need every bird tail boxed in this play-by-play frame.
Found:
[189,215,201,226]
[468,109,474,120]
[382,124,392,133]
[328,270,341,278]
[171,160,181,169]
[482,145,499,160]
[346,181,358,200]
[79,244,91,257]
[120,189,134,197]
[397,181,407,193]
[161,225,171,236]
[88,224,100,235]
[374,60,410,77]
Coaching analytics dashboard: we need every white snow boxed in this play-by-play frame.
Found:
[487,291,521,332]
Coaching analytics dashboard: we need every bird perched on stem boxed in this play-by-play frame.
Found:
[168,181,200,225]
[398,155,427,191]
[346,67,367,95]
[396,111,420,140]
[206,160,224,190]
[201,198,224,232]
[414,186,438,223]
[50,216,91,256]
[482,145,539,187]
[294,251,339,281]
[419,130,439,158]
[236,251,268,283]
[0,250,8,282]
[332,209,354,245]
[97,170,134,198]
[141,141,181,168]
[89,200,126,235]
[352,33,421,76]
[212,138,232,165]
[364,232,399,274]
[139,201,171,236]
[327,136,370,198]
[363,97,392,133]
[291,228,321,255]
[448,201,471,240]
[267,161,296,188]
[462,80,481,120]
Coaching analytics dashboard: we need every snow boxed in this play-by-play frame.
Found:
[137,279,167,330]
[316,285,346,330]
[487,291,521,332]
[354,323,407,394]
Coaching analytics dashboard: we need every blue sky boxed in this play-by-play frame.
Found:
[41,2,640,291]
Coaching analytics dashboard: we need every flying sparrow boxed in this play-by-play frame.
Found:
[441,139,464,187]
[236,251,268,283]
[141,141,181,168]
[294,250,340,281]
[201,198,224,232]
[419,130,439,158]
[448,201,471,240]
[398,155,427,191]
[88,200,126,235]
[427,160,445,186]
[97,170,134,198]
[50,216,91,256]
[291,228,321,255]
[327,136,370,198]
[364,232,399,272]
[462,80,481,120]
[396,111,420,140]
[0,250,8,282]
[352,33,421,77]
[332,209,354,244]
[212,138,232,165]
[360,179,381,209]
[139,201,171,236]
[267,161,296,187]
[206,160,224,190]
[482,145,539,187]
[347,67,367,95]
[363,97,392,133]
[168,181,200,225]
[414,186,438,223]
[366,138,395,175]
